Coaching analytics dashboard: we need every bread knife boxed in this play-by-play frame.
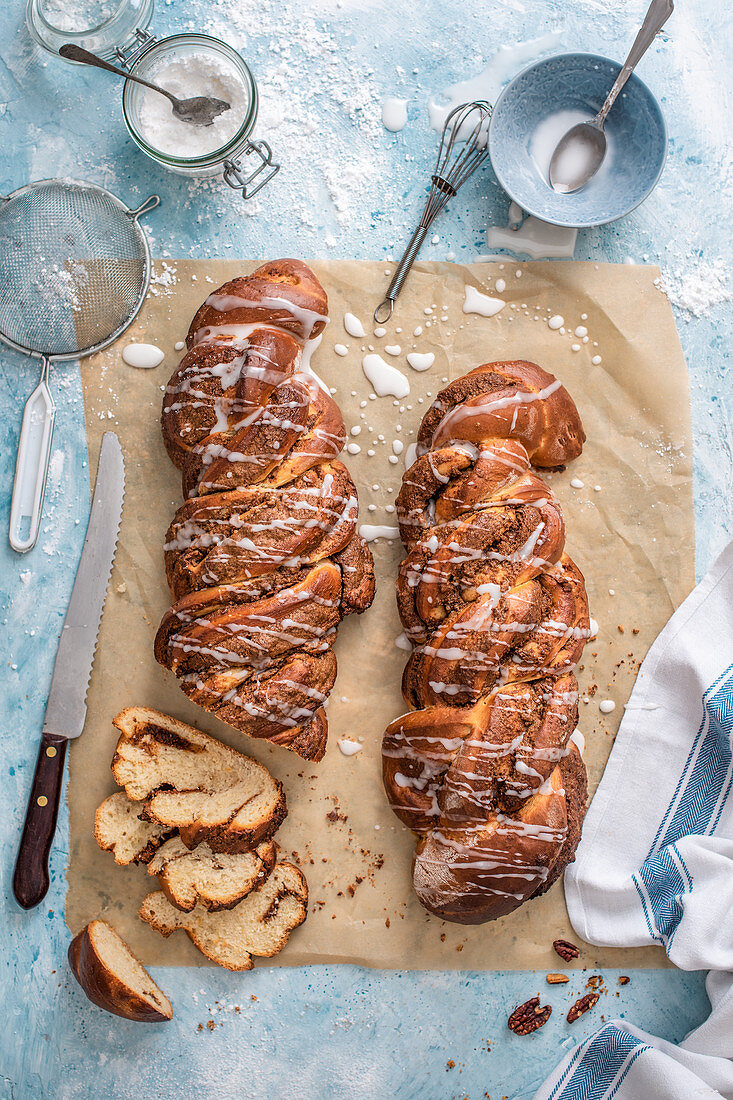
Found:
[13,431,125,910]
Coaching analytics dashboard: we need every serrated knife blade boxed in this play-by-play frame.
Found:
[13,431,125,909]
[42,431,125,739]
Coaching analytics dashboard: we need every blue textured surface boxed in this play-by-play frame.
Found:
[1,0,732,1096]
[489,53,667,226]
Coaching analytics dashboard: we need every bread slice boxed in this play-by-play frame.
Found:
[147,836,277,912]
[139,861,308,970]
[111,707,287,852]
[95,791,174,865]
[68,919,172,1022]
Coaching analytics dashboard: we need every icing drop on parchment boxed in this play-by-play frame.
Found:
[122,342,165,369]
[406,352,435,372]
[337,738,363,756]
[463,285,505,318]
[344,312,365,338]
[362,354,410,399]
[359,523,400,542]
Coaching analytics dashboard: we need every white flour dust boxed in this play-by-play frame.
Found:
[661,257,732,318]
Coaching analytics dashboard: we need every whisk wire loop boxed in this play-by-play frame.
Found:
[374,100,492,323]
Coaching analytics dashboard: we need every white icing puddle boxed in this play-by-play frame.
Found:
[359,523,400,542]
[122,342,165,369]
[337,738,363,756]
[486,212,577,260]
[382,96,408,132]
[463,285,505,317]
[406,352,435,372]
[428,32,562,133]
[530,108,615,192]
[344,312,365,338]
[362,353,410,398]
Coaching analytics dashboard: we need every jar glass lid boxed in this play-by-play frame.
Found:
[26,0,155,62]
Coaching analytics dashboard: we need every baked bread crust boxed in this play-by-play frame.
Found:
[68,920,172,1022]
[383,362,591,924]
[158,260,375,760]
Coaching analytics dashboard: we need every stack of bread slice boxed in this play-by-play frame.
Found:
[95,707,307,971]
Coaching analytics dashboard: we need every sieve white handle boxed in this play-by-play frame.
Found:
[10,361,56,553]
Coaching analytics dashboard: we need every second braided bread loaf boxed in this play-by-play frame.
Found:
[383,361,592,923]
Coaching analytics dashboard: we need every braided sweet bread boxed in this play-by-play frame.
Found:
[156,260,375,761]
[383,361,592,923]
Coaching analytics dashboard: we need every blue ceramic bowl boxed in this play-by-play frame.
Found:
[488,52,667,228]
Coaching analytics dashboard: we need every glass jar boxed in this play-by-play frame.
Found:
[25,0,279,199]
[26,0,154,63]
[122,34,278,198]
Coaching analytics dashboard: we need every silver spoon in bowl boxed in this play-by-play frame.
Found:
[549,0,673,194]
[59,43,231,127]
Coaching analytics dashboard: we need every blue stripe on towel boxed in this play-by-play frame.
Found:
[651,662,733,849]
[547,1023,649,1099]
[632,662,733,943]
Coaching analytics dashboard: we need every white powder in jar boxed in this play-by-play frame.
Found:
[137,52,249,158]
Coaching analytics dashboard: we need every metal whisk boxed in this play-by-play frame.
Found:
[374,100,492,323]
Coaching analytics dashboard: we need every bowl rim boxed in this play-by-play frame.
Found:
[488,50,668,229]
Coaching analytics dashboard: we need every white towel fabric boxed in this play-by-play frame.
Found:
[535,540,733,1100]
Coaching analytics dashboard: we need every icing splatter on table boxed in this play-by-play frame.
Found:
[1,0,731,1095]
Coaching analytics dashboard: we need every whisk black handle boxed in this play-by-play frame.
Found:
[374,224,430,323]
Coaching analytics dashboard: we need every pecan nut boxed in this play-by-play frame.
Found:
[508,997,552,1035]
[567,992,599,1023]
[619,975,630,986]
[546,973,569,984]
[553,938,580,962]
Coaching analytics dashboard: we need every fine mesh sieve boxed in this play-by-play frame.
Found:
[0,178,159,552]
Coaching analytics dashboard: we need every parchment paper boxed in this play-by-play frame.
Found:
[67,260,693,971]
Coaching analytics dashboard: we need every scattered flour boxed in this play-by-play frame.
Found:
[661,258,732,317]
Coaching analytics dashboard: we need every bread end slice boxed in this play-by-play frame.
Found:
[68,919,172,1022]
[139,861,308,970]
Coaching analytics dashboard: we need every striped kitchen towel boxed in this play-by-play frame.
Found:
[535,540,733,1100]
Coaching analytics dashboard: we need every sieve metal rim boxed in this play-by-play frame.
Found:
[0,177,160,362]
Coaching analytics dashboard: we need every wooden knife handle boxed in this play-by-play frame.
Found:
[13,732,68,910]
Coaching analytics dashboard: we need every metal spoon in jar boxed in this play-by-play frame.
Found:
[548,0,673,194]
[59,44,231,127]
